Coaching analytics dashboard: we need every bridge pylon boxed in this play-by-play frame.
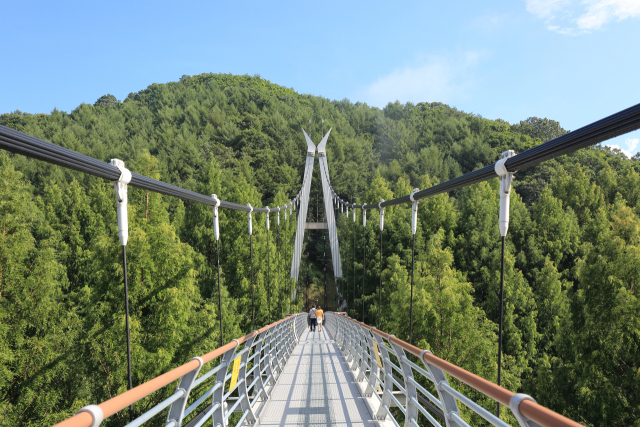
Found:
[290,129,342,281]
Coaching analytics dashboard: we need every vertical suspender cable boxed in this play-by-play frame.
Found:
[266,208,270,324]
[495,149,515,417]
[122,246,133,421]
[362,209,366,322]
[248,204,254,331]
[212,195,223,348]
[290,206,293,313]
[379,200,384,330]
[410,234,415,345]
[110,159,134,422]
[409,189,419,345]
[346,204,349,314]
[306,250,310,310]
[324,223,327,310]
[497,235,506,417]
[287,206,291,314]
[352,203,356,319]
[277,208,281,319]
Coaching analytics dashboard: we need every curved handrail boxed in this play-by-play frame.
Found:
[53,314,305,427]
[333,314,582,427]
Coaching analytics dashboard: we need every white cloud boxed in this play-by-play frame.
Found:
[357,52,483,108]
[607,137,639,158]
[526,0,640,34]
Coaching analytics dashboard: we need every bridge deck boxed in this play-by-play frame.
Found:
[258,328,376,427]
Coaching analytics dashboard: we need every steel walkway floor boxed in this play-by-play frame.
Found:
[258,327,376,427]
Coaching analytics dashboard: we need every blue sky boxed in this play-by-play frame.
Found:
[1,0,639,155]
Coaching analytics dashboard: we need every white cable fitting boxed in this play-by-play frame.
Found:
[509,393,538,427]
[352,204,356,222]
[110,159,131,246]
[379,200,385,231]
[346,205,349,217]
[277,206,280,226]
[247,203,253,236]
[410,188,419,235]
[409,188,419,203]
[265,206,270,231]
[211,194,221,241]
[494,150,516,237]
[76,405,103,427]
[363,209,367,227]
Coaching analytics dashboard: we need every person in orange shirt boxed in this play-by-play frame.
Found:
[316,306,324,332]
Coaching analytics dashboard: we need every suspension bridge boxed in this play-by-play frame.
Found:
[1,101,639,427]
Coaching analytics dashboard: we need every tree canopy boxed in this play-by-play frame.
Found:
[1,73,638,426]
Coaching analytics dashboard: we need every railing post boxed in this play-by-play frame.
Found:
[364,327,382,399]
[389,341,417,427]
[262,326,277,388]
[212,343,238,427]
[372,333,395,421]
[335,315,347,352]
[165,357,204,426]
[237,334,258,425]
[250,330,270,403]
[345,319,357,367]
[356,323,368,382]
[421,350,460,427]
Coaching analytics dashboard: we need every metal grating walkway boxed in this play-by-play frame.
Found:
[258,327,376,427]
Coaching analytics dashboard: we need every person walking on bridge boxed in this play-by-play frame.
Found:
[309,305,317,332]
[316,306,324,332]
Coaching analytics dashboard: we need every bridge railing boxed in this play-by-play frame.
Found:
[326,312,581,427]
[55,313,307,427]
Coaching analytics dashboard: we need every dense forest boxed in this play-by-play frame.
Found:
[0,73,638,426]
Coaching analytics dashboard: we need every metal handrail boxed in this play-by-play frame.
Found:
[54,313,307,427]
[326,312,583,427]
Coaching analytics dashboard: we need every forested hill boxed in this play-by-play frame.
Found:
[1,73,638,426]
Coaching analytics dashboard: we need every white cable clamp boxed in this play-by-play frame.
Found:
[346,204,349,217]
[363,208,367,227]
[509,393,541,427]
[410,188,419,235]
[247,203,253,236]
[494,150,516,237]
[76,405,104,427]
[266,206,270,231]
[352,204,356,222]
[110,159,132,246]
[379,200,385,231]
[212,194,221,241]
[277,206,280,226]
